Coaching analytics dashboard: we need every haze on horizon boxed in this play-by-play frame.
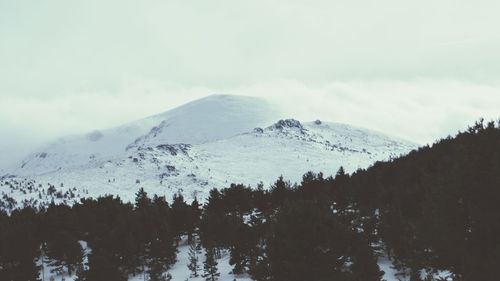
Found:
[1,0,500,168]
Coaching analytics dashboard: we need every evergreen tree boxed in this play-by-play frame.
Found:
[74,262,86,281]
[350,237,384,281]
[171,193,190,238]
[85,250,126,281]
[0,208,41,281]
[187,237,200,277]
[269,176,290,206]
[135,188,151,209]
[202,247,220,281]
[45,234,83,276]
[267,201,359,281]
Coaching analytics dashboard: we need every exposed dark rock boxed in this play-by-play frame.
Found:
[272,119,303,130]
[267,119,307,134]
[156,144,191,156]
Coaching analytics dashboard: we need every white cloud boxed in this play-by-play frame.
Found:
[237,79,500,143]
[1,79,499,169]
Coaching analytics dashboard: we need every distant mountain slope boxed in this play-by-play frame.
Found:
[0,95,416,208]
[15,95,280,175]
[129,94,280,148]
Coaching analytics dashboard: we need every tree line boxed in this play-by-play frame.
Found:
[1,119,500,281]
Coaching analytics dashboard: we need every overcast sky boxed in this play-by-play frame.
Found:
[1,0,500,169]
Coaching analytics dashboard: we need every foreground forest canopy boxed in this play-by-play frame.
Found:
[1,119,499,281]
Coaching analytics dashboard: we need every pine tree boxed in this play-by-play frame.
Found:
[85,250,126,281]
[269,176,289,205]
[187,238,200,277]
[202,247,220,281]
[0,208,41,281]
[267,201,355,281]
[135,188,151,209]
[188,197,201,242]
[45,235,83,276]
[74,262,86,281]
[171,193,190,238]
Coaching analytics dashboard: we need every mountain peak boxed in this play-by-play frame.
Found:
[154,94,273,118]
[131,94,281,147]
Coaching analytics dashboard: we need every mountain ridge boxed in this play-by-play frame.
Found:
[1,95,416,209]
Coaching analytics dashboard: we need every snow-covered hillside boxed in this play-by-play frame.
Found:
[13,95,279,175]
[1,94,416,208]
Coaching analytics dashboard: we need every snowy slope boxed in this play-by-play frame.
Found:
[15,95,279,176]
[130,94,279,149]
[1,94,416,207]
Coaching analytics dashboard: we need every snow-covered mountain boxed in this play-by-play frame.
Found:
[0,94,416,208]
[14,95,279,175]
